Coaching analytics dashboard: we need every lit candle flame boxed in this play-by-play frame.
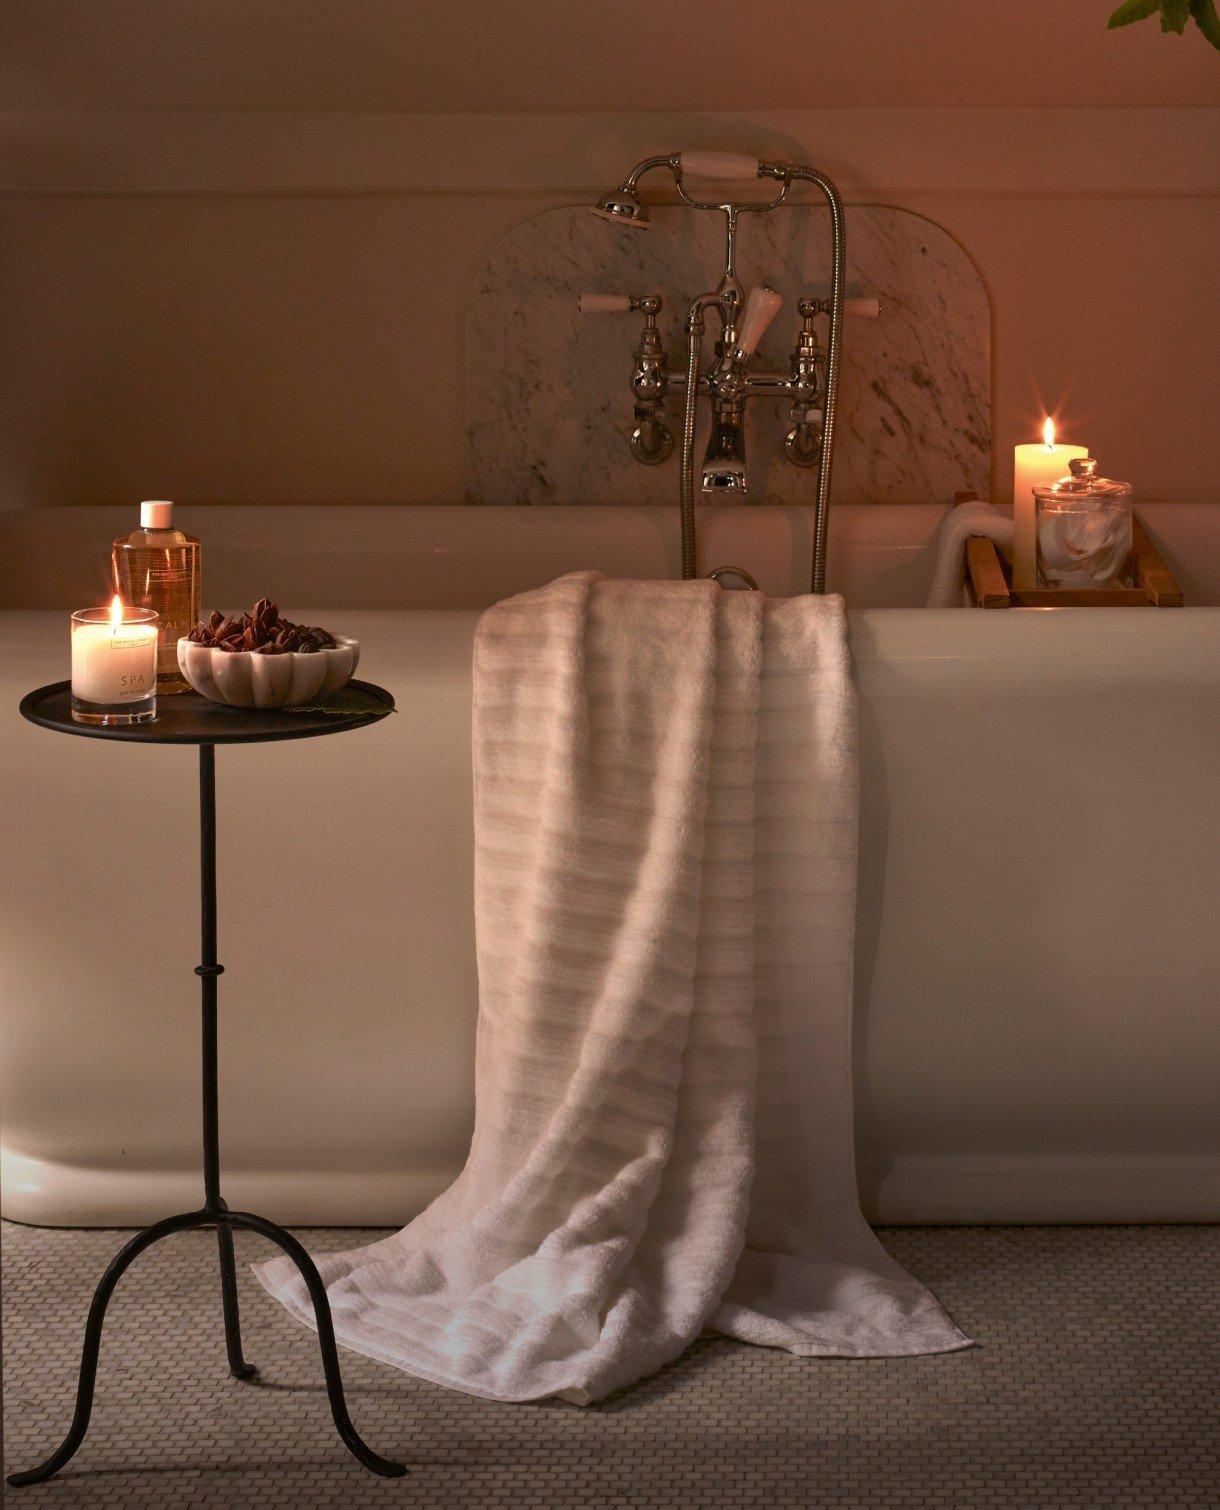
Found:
[108,594,124,628]
[1042,416,1056,449]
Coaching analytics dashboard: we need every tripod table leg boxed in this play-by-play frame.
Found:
[6,1211,214,1489]
[216,1201,258,1380]
[224,1211,409,1479]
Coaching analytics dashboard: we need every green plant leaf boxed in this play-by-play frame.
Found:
[1191,0,1220,47]
[1107,0,1162,26]
[1161,0,1190,30]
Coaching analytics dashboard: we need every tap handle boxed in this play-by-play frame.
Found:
[734,285,783,360]
[579,293,633,314]
[578,293,662,316]
[799,295,882,322]
[678,150,761,183]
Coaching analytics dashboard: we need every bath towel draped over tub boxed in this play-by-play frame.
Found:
[256,572,970,1402]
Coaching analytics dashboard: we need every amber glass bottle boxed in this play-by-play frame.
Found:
[111,501,200,694]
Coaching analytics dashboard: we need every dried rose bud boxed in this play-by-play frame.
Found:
[194,601,340,652]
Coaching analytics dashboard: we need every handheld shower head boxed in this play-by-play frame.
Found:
[591,184,650,230]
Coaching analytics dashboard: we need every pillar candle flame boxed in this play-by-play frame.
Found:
[1042,416,1056,449]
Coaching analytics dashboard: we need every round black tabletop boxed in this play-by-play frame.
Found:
[19,679,395,745]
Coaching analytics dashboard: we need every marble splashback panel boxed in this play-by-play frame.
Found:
[465,204,989,506]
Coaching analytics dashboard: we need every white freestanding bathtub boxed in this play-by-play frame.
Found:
[2,504,1218,1226]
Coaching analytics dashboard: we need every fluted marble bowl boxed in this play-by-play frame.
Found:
[177,635,360,708]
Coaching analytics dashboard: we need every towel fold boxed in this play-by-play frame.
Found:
[927,499,1013,607]
[255,572,970,1402]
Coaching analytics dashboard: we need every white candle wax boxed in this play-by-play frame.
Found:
[71,604,158,705]
[1012,420,1088,589]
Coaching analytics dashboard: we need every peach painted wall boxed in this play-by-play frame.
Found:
[0,2,1217,571]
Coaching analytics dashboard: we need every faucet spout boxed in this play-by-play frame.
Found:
[701,417,748,492]
[698,285,779,493]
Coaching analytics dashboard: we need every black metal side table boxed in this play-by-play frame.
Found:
[9,679,408,1486]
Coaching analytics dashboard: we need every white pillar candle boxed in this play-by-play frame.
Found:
[71,597,158,705]
[1012,418,1088,589]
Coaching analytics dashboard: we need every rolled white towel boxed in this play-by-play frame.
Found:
[926,499,1013,608]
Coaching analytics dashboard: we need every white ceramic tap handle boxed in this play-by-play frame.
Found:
[679,150,761,183]
[843,296,881,318]
[579,293,634,314]
[735,285,783,360]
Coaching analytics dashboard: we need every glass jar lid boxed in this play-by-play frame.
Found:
[1033,455,1133,502]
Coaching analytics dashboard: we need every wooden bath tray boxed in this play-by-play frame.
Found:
[964,506,1183,610]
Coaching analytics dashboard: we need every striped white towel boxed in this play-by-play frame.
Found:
[255,573,970,1402]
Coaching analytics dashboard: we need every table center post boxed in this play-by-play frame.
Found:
[199,742,223,1213]
[197,740,256,1380]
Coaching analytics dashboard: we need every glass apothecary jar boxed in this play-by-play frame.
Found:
[1034,457,1133,588]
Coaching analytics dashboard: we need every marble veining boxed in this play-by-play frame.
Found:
[465,204,989,506]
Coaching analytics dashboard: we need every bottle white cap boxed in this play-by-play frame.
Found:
[140,500,174,529]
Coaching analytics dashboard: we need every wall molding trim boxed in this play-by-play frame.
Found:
[3,107,1218,197]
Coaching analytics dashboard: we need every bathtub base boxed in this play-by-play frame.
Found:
[6,1149,1216,1230]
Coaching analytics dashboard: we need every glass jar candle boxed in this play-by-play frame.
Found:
[1034,456,1133,588]
[70,601,159,725]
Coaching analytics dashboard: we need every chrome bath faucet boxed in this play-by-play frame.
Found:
[584,151,879,591]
